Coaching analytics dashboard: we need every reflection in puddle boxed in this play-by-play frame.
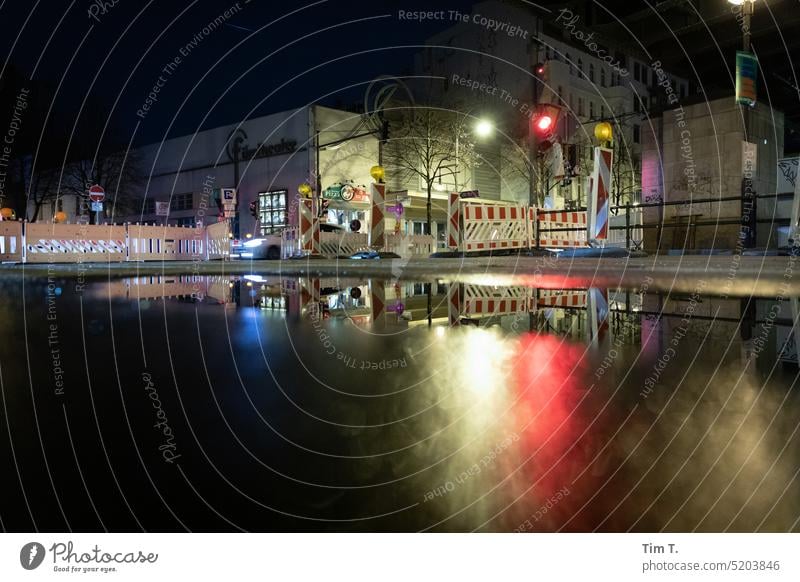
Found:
[2,273,798,532]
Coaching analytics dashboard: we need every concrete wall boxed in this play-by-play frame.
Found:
[641,98,785,250]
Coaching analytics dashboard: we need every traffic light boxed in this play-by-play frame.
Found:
[531,103,562,138]
[249,200,258,219]
[533,62,546,77]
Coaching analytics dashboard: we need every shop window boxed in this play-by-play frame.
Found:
[412,221,430,235]
[170,193,193,211]
[258,189,288,235]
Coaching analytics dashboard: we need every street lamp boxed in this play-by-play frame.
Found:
[474,119,494,139]
[454,115,493,192]
[728,0,756,52]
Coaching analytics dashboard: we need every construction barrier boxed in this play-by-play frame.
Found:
[461,202,528,252]
[588,146,613,242]
[463,284,529,318]
[319,231,368,257]
[447,192,460,250]
[205,221,231,260]
[298,198,320,254]
[0,220,24,262]
[127,224,203,261]
[370,183,385,249]
[384,233,435,258]
[537,289,588,309]
[536,210,588,248]
[25,222,127,263]
[281,227,299,258]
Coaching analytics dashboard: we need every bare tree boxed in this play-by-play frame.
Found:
[383,108,480,232]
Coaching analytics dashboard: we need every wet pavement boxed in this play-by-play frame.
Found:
[0,272,798,532]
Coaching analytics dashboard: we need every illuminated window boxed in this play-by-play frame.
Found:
[258,189,288,235]
[170,193,193,211]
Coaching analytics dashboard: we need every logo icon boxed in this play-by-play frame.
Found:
[20,542,46,570]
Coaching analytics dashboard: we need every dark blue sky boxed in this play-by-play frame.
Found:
[1,0,481,144]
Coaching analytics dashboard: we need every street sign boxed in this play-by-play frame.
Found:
[89,184,105,202]
[736,51,758,107]
[155,201,170,216]
[91,201,103,212]
[460,190,480,199]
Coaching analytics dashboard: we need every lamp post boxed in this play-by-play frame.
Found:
[728,0,756,52]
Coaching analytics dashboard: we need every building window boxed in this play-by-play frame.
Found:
[578,97,584,117]
[633,124,641,144]
[601,105,606,118]
[634,62,640,82]
[589,101,595,118]
[412,221,430,235]
[557,85,563,102]
[143,199,155,214]
[567,53,572,75]
[601,68,606,87]
[589,63,595,83]
[170,193,193,211]
[258,189,288,234]
[578,58,583,75]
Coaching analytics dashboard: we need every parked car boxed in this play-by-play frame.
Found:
[231,233,282,260]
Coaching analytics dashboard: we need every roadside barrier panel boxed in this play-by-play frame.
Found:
[298,199,320,253]
[461,203,528,252]
[25,222,127,263]
[0,220,24,262]
[462,284,529,318]
[205,221,231,260]
[536,210,588,248]
[384,233,434,257]
[319,231,368,257]
[127,224,203,261]
[370,184,386,249]
[281,227,299,258]
[447,192,460,250]
[537,289,588,309]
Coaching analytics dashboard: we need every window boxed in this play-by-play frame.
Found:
[589,64,595,83]
[557,85,563,102]
[600,105,606,118]
[578,58,583,75]
[258,189,288,234]
[412,221,430,235]
[633,124,641,144]
[566,53,572,75]
[578,97,584,117]
[143,199,155,214]
[589,101,595,118]
[634,62,640,82]
[601,68,606,87]
[170,193,193,211]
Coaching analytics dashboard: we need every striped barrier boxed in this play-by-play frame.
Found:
[537,290,588,309]
[127,224,204,261]
[298,198,320,254]
[463,285,529,318]
[536,210,588,248]
[25,223,128,263]
[205,220,231,260]
[319,231,368,257]
[370,183,385,249]
[0,220,24,262]
[461,203,528,252]
[588,146,613,243]
[447,283,462,327]
[447,192,460,250]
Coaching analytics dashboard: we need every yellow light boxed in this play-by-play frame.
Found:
[54,211,67,223]
[0,207,14,219]
[474,119,494,138]
[594,121,613,142]
[298,182,312,197]
[370,165,385,182]
[245,233,252,239]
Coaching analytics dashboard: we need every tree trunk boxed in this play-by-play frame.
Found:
[426,184,432,235]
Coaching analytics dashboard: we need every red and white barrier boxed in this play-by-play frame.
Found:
[447,192,460,250]
[461,203,528,252]
[448,283,462,327]
[588,147,613,243]
[463,285,529,317]
[298,198,320,254]
[537,290,587,309]
[370,183,385,249]
[535,210,588,248]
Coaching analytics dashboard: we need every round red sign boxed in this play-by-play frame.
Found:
[89,184,105,202]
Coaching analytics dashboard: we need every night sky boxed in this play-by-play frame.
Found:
[0,0,487,144]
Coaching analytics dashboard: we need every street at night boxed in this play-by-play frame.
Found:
[1,0,799,579]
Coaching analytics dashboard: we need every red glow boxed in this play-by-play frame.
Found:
[536,115,553,132]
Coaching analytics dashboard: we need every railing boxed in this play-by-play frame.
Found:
[385,233,435,257]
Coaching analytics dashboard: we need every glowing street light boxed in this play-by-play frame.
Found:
[474,119,494,138]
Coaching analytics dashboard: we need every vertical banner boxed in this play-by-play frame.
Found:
[588,147,613,243]
[447,192,461,250]
[736,51,758,107]
[370,183,385,249]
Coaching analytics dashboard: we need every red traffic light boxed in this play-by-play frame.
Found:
[531,103,562,137]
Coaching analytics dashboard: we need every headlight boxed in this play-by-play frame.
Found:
[243,238,266,248]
